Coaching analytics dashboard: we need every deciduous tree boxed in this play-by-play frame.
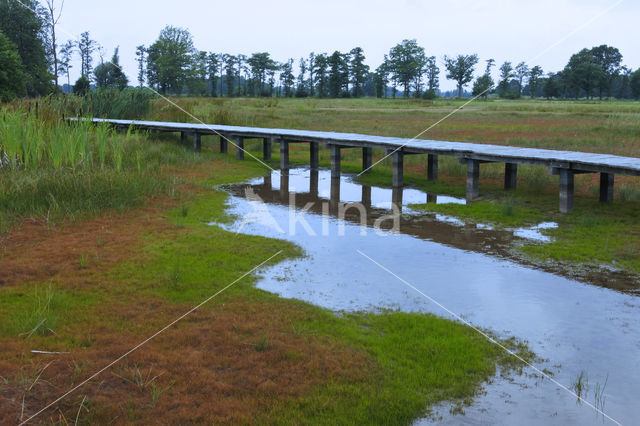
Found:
[279,59,294,97]
[93,47,128,90]
[0,31,24,101]
[349,47,369,97]
[78,31,98,78]
[591,44,622,98]
[443,53,479,98]
[135,45,146,87]
[424,56,439,92]
[631,68,640,99]
[528,65,543,98]
[387,39,426,97]
[58,39,74,88]
[515,61,528,95]
[146,26,195,94]
[497,61,514,97]
[44,0,63,92]
[0,0,52,96]
[472,59,494,99]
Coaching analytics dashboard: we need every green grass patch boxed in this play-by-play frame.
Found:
[521,202,640,274]
[411,196,544,228]
[109,169,531,423]
[262,311,531,424]
[0,282,100,341]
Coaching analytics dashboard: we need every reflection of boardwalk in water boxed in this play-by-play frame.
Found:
[223,168,639,292]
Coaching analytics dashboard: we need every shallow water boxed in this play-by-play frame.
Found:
[215,168,640,425]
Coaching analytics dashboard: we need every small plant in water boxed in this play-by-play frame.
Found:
[572,370,589,403]
[594,374,608,418]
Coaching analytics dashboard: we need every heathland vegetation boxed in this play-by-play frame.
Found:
[0,94,540,423]
[1,0,639,422]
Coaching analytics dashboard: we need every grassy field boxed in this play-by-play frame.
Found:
[0,100,533,423]
[0,95,637,422]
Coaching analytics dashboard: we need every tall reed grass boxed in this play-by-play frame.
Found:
[0,100,203,231]
[0,108,126,171]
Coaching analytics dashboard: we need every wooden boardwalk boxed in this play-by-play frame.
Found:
[88,118,640,212]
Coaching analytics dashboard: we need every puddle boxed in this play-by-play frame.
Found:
[513,222,558,243]
[214,167,640,425]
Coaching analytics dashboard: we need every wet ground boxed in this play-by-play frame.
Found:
[216,167,640,425]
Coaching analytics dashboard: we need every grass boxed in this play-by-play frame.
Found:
[107,175,531,423]
[0,138,531,423]
[0,103,211,232]
[1,96,637,421]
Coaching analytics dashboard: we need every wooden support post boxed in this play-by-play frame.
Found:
[310,142,319,169]
[427,154,438,181]
[279,170,289,200]
[599,173,614,203]
[466,159,480,201]
[392,151,404,188]
[220,135,228,153]
[181,131,188,143]
[427,193,438,204]
[392,186,403,211]
[264,173,272,190]
[263,137,272,161]
[362,147,372,173]
[330,174,340,215]
[559,169,574,213]
[362,185,371,207]
[331,145,341,177]
[504,163,517,190]
[310,169,319,197]
[193,133,201,152]
[280,139,289,170]
[235,136,244,160]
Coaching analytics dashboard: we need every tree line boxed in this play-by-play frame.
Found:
[1,2,640,101]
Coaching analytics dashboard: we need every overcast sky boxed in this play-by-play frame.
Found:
[50,0,638,91]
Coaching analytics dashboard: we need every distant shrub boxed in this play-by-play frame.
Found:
[73,76,91,96]
[422,89,438,100]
